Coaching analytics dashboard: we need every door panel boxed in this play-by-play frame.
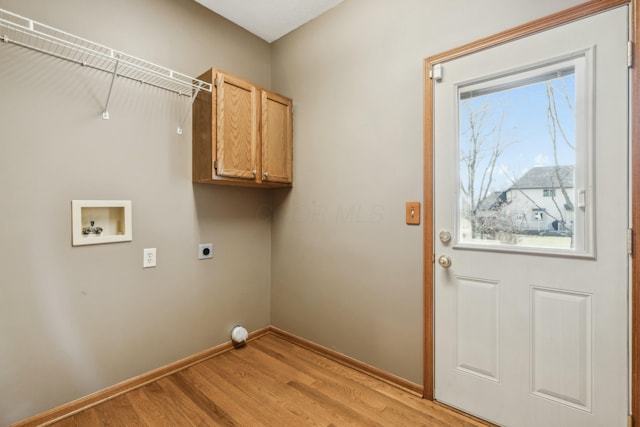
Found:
[216,73,258,179]
[455,277,500,381]
[433,6,629,426]
[262,90,293,183]
[531,287,591,410]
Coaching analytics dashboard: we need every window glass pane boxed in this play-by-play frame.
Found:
[458,63,580,251]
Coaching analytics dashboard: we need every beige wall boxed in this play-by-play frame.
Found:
[0,0,272,423]
[269,0,584,385]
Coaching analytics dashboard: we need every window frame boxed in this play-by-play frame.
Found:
[453,51,594,258]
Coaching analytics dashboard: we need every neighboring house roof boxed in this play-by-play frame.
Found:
[477,191,504,211]
[510,165,574,189]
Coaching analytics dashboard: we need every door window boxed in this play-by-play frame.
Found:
[456,54,592,255]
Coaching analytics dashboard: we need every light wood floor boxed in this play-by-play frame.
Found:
[48,333,488,426]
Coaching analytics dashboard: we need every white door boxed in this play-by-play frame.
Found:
[433,6,629,426]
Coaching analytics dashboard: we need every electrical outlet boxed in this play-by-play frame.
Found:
[143,248,156,268]
[199,243,213,260]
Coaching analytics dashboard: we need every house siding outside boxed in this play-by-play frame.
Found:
[503,165,575,234]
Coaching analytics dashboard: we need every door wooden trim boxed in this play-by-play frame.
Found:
[423,1,638,423]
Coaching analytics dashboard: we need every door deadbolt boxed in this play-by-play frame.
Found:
[439,230,452,243]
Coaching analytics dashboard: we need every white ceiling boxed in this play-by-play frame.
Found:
[194,0,344,43]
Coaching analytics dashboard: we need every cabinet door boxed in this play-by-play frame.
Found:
[261,90,292,184]
[216,73,258,180]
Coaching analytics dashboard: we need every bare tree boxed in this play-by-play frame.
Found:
[545,81,575,216]
[459,99,515,237]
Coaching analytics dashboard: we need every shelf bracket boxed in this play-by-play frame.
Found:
[102,55,120,120]
[177,83,203,135]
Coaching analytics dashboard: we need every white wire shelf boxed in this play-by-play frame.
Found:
[0,8,212,132]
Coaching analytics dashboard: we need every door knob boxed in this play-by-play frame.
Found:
[438,255,452,268]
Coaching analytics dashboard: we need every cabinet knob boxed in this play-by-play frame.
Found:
[251,170,257,176]
[263,172,269,178]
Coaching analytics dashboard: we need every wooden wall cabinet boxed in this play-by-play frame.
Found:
[192,69,293,188]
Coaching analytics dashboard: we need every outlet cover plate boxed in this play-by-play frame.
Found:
[199,243,213,260]
[143,248,156,268]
